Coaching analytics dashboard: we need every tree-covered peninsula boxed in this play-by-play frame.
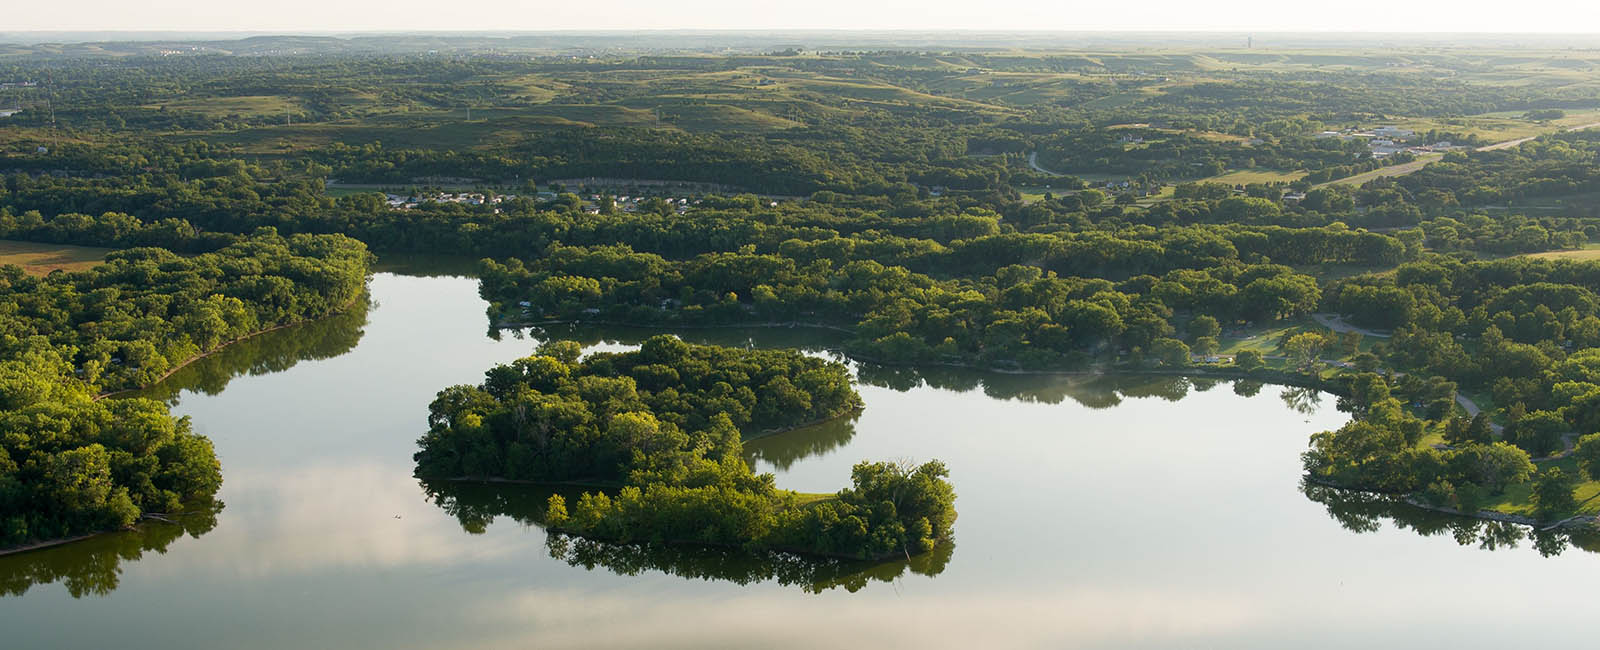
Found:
[415,336,956,560]
[1,230,371,550]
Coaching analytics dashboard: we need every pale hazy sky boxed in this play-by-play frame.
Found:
[6,0,1600,33]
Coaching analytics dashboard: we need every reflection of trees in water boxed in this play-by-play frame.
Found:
[419,479,950,592]
[509,323,848,358]
[373,254,482,278]
[744,413,861,471]
[129,298,370,403]
[855,365,1209,409]
[0,502,221,598]
[1279,386,1323,416]
[1301,483,1588,558]
[0,298,361,598]
[1233,380,1265,398]
[1114,376,1193,402]
[510,328,1323,416]
[857,364,984,395]
[421,479,559,536]
[547,533,953,594]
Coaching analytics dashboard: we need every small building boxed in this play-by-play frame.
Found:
[1372,126,1416,139]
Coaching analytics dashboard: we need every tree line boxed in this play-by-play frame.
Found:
[416,336,956,560]
[1,230,371,549]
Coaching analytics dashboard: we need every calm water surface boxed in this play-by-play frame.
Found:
[4,271,1597,649]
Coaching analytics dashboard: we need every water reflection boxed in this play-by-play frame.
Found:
[13,272,1600,648]
[130,297,370,403]
[420,479,950,593]
[1300,483,1597,558]
[548,535,954,594]
[1280,386,1324,416]
[512,322,848,356]
[516,324,1252,410]
[859,365,1218,409]
[1233,379,1266,397]
[1,299,370,599]
[744,413,861,471]
[0,503,221,598]
[371,253,484,278]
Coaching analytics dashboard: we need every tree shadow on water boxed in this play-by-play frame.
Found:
[1301,482,1586,558]
[0,501,222,598]
[420,479,952,593]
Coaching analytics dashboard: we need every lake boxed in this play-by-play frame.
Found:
[4,270,1598,649]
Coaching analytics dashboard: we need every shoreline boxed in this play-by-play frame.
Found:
[497,317,1346,394]
[428,406,864,487]
[0,532,104,558]
[544,527,926,563]
[502,317,856,334]
[1305,476,1599,533]
[503,315,1577,536]
[742,407,864,442]
[0,512,193,558]
[95,295,366,401]
[12,296,365,556]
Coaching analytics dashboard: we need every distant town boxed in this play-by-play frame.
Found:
[1317,125,1464,158]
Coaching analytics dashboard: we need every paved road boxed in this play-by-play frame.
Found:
[1026,151,1063,177]
[1476,136,1540,152]
[1311,313,1393,338]
[1324,153,1444,187]
[1453,394,1507,435]
[1312,313,1506,430]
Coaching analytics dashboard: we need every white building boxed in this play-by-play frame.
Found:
[1372,126,1416,139]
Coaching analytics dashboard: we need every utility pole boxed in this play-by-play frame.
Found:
[46,95,57,149]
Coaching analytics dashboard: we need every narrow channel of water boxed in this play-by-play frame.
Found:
[4,270,1599,649]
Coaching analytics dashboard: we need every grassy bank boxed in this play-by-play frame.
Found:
[0,239,112,275]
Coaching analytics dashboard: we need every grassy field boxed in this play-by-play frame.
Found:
[1217,318,1310,356]
[0,240,110,275]
[1128,168,1308,206]
[1014,185,1082,202]
[647,103,803,132]
[147,95,304,119]
[1524,243,1600,261]
[1482,453,1600,518]
[1382,108,1600,143]
[1198,168,1308,185]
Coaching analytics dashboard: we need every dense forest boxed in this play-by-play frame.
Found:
[416,337,955,560]
[0,231,370,548]
[6,43,1600,556]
